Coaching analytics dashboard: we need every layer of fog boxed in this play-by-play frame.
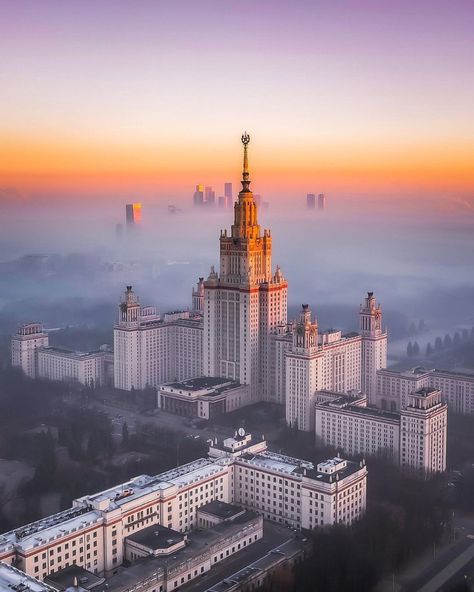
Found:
[0,197,473,356]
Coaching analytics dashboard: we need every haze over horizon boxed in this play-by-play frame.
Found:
[1,0,474,358]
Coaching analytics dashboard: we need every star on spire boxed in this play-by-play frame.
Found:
[241,132,251,193]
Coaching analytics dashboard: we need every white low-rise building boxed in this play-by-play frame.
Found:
[113,286,203,391]
[11,325,108,387]
[0,561,55,592]
[315,387,447,476]
[377,366,474,416]
[316,394,401,463]
[37,347,107,387]
[108,511,263,592]
[158,377,251,419]
[0,432,366,582]
[209,431,367,530]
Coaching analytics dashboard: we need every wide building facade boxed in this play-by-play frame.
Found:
[285,297,387,432]
[113,286,203,390]
[315,387,447,476]
[377,366,474,416]
[37,347,107,387]
[0,432,366,582]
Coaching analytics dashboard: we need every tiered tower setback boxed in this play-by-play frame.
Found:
[204,134,288,400]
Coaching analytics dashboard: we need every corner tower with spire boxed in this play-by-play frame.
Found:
[359,291,387,405]
[204,133,288,401]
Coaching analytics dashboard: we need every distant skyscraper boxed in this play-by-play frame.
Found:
[218,195,226,208]
[318,193,325,210]
[205,186,216,206]
[126,203,142,226]
[254,194,262,208]
[115,223,124,239]
[306,194,316,209]
[193,184,204,206]
[224,182,233,207]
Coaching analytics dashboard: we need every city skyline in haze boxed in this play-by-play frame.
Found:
[1,0,473,203]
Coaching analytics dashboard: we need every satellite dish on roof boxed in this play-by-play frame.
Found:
[238,427,245,437]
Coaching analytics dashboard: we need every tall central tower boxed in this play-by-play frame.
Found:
[204,134,288,400]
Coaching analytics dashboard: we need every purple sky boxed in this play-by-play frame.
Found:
[1,0,473,199]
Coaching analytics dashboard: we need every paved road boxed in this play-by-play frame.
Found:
[416,541,474,592]
[442,553,474,590]
[403,517,474,592]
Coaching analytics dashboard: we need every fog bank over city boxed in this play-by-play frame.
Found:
[0,195,473,350]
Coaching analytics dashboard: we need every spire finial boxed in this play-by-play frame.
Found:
[241,132,251,193]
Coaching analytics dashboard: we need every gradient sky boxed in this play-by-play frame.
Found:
[1,0,473,200]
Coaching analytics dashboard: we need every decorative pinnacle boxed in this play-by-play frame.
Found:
[241,132,251,192]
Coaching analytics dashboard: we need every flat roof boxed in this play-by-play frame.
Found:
[44,565,105,591]
[208,538,304,592]
[128,317,203,331]
[378,366,433,377]
[433,368,474,379]
[318,398,400,421]
[318,457,345,471]
[0,562,55,592]
[307,459,364,483]
[198,501,243,520]
[413,387,439,396]
[318,393,364,405]
[106,512,259,592]
[0,459,228,554]
[39,347,104,359]
[126,524,184,550]
[239,450,313,478]
[0,507,101,553]
[212,434,265,454]
[82,458,228,507]
[238,449,362,485]
[165,377,239,391]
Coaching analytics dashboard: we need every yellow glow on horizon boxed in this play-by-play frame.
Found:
[1,133,473,196]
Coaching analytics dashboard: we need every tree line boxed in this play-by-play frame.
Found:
[407,326,474,358]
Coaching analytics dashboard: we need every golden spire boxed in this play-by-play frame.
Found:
[241,132,251,193]
[231,132,259,239]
